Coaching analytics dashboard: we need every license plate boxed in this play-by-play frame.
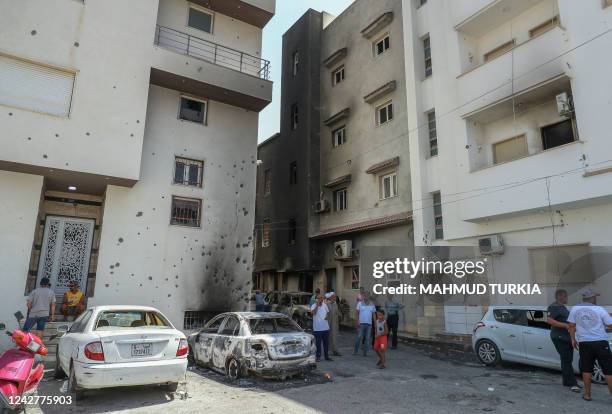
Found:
[131,343,152,357]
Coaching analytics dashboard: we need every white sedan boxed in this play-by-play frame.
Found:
[55,305,188,398]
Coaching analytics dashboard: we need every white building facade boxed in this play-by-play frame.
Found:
[0,0,275,340]
[401,0,612,335]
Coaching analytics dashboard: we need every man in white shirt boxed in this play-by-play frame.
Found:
[568,288,612,401]
[353,292,377,356]
[310,293,332,362]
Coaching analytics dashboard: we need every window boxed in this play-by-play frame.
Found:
[0,54,75,117]
[174,157,203,187]
[292,51,299,76]
[170,196,201,227]
[202,315,225,333]
[179,96,206,124]
[263,169,272,196]
[95,311,170,329]
[248,317,301,334]
[262,218,271,248]
[423,35,432,77]
[432,192,443,240]
[351,267,359,290]
[493,135,528,164]
[493,309,527,326]
[68,310,92,333]
[291,103,299,130]
[374,34,390,56]
[427,110,437,156]
[541,119,575,150]
[184,311,209,330]
[221,316,240,335]
[332,66,345,86]
[380,172,398,199]
[188,7,213,34]
[527,310,550,330]
[332,126,346,147]
[288,219,297,245]
[529,16,559,38]
[333,188,348,211]
[484,39,515,62]
[377,101,394,125]
[289,161,297,185]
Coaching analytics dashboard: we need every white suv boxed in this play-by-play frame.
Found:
[472,305,612,384]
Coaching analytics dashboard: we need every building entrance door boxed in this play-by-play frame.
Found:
[37,216,94,300]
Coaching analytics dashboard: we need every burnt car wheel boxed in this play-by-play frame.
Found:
[592,361,605,384]
[476,339,501,366]
[226,358,242,380]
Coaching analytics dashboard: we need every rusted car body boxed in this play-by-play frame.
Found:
[187,312,316,379]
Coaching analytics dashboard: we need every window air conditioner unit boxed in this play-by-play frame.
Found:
[478,235,504,256]
[556,92,573,117]
[334,240,352,260]
[314,199,330,214]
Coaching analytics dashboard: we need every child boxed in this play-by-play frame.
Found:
[374,310,389,369]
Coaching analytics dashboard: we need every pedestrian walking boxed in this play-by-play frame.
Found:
[353,292,377,356]
[326,292,341,356]
[23,277,56,339]
[546,289,581,392]
[567,288,612,401]
[384,294,404,350]
[310,293,332,362]
[374,310,389,369]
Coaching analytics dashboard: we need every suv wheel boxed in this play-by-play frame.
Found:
[476,339,501,366]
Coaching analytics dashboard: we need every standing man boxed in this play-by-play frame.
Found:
[326,292,341,356]
[384,294,405,350]
[23,277,56,339]
[310,288,321,306]
[568,288,612,401]
[254,290,266,312]
[547,289,580,392]
[353,292,377,356]
[61,281,85,321]
[310,293,332,362]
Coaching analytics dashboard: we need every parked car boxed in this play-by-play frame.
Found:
[472,305,612,384]
[187,312,316,380]
[264,291,313,330]
[55,306,188,398]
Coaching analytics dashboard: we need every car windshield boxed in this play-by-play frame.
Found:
[248,317,302,334]
[94,310,171,330]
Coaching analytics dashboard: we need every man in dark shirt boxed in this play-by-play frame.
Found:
[547,289,580,392]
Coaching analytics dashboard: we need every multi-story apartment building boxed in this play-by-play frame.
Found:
[254,0,414,327]
[0,0,275,341]
[403,0,612,335]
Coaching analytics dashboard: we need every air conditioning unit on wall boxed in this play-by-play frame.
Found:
[334,240,352,260]
[478,235,504,256]
[314,199,330,214]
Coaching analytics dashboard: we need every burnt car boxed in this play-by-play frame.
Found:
[264,291,313,330]
[187,312,316,380]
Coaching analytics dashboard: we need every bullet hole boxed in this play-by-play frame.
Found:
[115,262,120,267]
[175,284,178,288]
[110,265,115,269]
[136,120,140,123]
[65,163,69,166]
[152,152,155,156]
[105,284,110,288]
[131,273,134,277]
[8,112,12,116]
[136,211,143,217]
[152,207,156,211]
[161,196,165,199]
[197,67,202,72]
[233,164,236,168]
[27,137,31,140]
[139,283,143,287]
[148,276,153,280]
[74,42,79,47]
[239,184,244,188]
[242,260,247,264]
[175,275,179,279]
[43,154,48,159]
[86,132,90,136]
[113,86,117,89]
[30,30,37,35]
[168,294,171,297]
[235,258,240,263]
[220,245,225,250]
[130,133,134,137]
[153,243,157,246]
[110,271,114,275]
[165,278,168,281]
[118,237,124,243]
[137,232,141,236]
[55,133,59,137]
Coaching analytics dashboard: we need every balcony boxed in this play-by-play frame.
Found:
[454,0,542,36]
[457,26,567,118]
[151,25,272,112]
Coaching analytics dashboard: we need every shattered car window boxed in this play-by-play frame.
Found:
[248,317,302,334]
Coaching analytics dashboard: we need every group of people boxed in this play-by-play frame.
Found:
[310,286,404,369]
[547,288,612,401]
[22,277,86,338]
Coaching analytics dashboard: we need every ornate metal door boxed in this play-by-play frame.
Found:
[37,216,95,298]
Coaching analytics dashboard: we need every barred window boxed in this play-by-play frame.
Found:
[171,196,201,227]
[433,192,443,240]
[427,110,438,156]
[423,35,432,77]
[174,157,203,187]
[263,168,272,196]
[262,218,271,247]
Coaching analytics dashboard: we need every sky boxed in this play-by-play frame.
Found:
[257,0,355,143]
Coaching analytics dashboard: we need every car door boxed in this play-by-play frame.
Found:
[58,310,93,371]
[195,315,225,366]
[491,309,527,362]
[522,310,558,368]
[212,315,241,370]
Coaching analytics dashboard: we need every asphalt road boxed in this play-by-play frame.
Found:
[30,332,611,414]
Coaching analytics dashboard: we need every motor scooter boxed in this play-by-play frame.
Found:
[0,313,48,412]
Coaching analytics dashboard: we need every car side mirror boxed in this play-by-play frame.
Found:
[56,324,69,334]
[0,323,5,330]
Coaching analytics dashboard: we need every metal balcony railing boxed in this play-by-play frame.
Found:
[154,25,271,80]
